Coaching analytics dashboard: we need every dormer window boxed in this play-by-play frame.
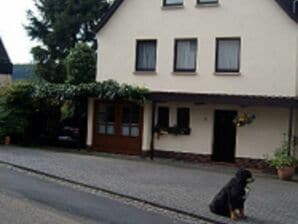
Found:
[163,0,183,7]
[197,0,218,5]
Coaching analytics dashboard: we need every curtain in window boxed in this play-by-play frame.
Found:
[217,39,240,72]
[176,40,197,71]
[165,0,183,5]
[137,41,156,70]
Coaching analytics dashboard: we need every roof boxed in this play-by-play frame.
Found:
[0,38,13,74]
[148,91,298,108]
[275,0,298,23]
[95,0,124,32]
[95,0,297,33]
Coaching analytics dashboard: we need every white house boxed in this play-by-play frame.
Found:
[87,0,298,168]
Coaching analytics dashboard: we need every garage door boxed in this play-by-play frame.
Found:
[92,101,143,155]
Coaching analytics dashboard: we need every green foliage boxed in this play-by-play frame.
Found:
[266,134,298,168]
[0,80,149,143]
[66,43,96,84]
[34,80,149,104]
[26,0,109,83]
[0,82,39,143]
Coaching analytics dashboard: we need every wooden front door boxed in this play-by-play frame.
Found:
[92,101,143,155]
[212,110,237,163]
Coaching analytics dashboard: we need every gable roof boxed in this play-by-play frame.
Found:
[95,0,124,33]
[95,0,297,33]
[0,38,13,74]
[275,0,298,23]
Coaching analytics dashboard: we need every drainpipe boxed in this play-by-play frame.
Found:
[294,0,298,14]
[150,101,156,160]
[288,107,294,155]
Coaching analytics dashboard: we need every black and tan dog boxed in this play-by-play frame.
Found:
[209,169,254,221]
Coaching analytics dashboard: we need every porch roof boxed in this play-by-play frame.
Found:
[148,92,298,108]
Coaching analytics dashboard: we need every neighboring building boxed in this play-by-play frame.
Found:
[0,38,12,87]
[87,0,298,168]
[12,64,33,81]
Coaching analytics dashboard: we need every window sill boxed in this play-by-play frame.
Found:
[214,72,241,76]
[196,3,220,7]
[134,71,158,75]
[172,71,198,76]
[161,5,184,10]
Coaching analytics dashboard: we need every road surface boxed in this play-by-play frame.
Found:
[0,165,191,224]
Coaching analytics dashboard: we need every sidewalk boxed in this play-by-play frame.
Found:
[0,146,297,224]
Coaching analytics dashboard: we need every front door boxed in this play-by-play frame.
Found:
[92,101,143,155]
[212,110,237,163]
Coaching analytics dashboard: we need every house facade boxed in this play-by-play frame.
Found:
[0,38,12,87]
[87,0,298,168]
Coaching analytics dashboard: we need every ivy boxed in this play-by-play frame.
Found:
[30,79,149,104]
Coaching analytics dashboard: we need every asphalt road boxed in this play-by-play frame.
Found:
[0,165,189,224]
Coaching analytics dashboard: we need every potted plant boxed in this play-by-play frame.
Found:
[266,135,297,181]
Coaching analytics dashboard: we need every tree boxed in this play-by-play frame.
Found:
[66,43,96,85]
[26,0,109,83]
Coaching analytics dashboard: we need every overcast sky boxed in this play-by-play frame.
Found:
[0,0,36,64]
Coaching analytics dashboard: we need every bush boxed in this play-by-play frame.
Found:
[266,134,297,168]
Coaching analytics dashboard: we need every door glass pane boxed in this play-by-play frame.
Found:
[131,126,139,137]
[98,113,106,123]
[99,125,106,134]
[122,106,131,123]
[97,103,115,135]
[107,125,115,135]
[106,105,115,122]
[131,106,140,124]
[99,104,107,113]
[122,125,130,136]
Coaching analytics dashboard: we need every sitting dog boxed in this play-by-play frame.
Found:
[209,169,254,221]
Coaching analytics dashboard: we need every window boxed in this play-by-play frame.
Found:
[98,104,115,135]
[157,107,169,128]
[216,38,241,73]
[136,40,157,71]
[163,0,183,6]
[174,39,197,72]
[177,108,190,129]
[197,0,218,4]
[121,105,140,137]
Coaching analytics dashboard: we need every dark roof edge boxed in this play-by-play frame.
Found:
[148,91,298,108]
[275,0,298,23]
[95,0,125,33]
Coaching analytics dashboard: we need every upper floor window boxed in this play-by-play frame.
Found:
[163,0,183,6]
[197,0,218,4]
[216,38,241,73]
[174,39,197,72]
[136,40,157,72]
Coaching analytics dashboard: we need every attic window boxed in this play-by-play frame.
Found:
[197,0,218,5]
[163,0,183,6]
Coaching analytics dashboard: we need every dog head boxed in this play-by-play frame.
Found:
[235,169,255,184]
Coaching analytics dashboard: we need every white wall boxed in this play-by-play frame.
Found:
[97,0,298,97]
[0,74,11,87]
[152,102,289,159]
